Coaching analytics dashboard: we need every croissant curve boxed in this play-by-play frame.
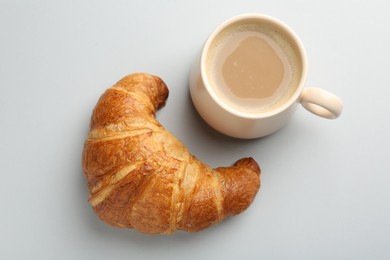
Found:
[82,73,261,234]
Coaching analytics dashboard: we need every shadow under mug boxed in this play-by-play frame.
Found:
[189,13,343,139]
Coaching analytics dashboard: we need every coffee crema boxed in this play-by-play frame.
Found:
[207,24,300,114]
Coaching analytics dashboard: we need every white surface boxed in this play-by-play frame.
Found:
[1,1,389,259]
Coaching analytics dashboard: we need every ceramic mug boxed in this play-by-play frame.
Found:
[189,13,343,139]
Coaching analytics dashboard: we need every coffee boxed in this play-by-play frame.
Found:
[207,23,301,114]
[191,14,343,138]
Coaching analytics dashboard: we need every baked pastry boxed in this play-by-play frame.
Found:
[82,73,261,234]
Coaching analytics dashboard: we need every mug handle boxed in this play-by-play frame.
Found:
[299,87,343,119]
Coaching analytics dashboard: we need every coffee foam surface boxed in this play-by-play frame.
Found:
[206,23,302,114]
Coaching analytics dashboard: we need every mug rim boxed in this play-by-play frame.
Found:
[200,13,309,119]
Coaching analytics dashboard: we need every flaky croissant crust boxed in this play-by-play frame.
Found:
[82,73,260,234]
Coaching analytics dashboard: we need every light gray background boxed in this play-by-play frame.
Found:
[1,0,389,259]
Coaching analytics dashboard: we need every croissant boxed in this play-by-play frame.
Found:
[82,73,261,234]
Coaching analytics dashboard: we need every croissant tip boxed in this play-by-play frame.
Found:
[234,157,261,174]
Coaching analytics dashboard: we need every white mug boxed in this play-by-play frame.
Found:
[189,13,343,139]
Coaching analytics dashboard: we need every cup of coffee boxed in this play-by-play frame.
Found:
[190,13,343,139]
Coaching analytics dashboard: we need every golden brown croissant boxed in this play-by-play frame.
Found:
[82,73,261,234]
